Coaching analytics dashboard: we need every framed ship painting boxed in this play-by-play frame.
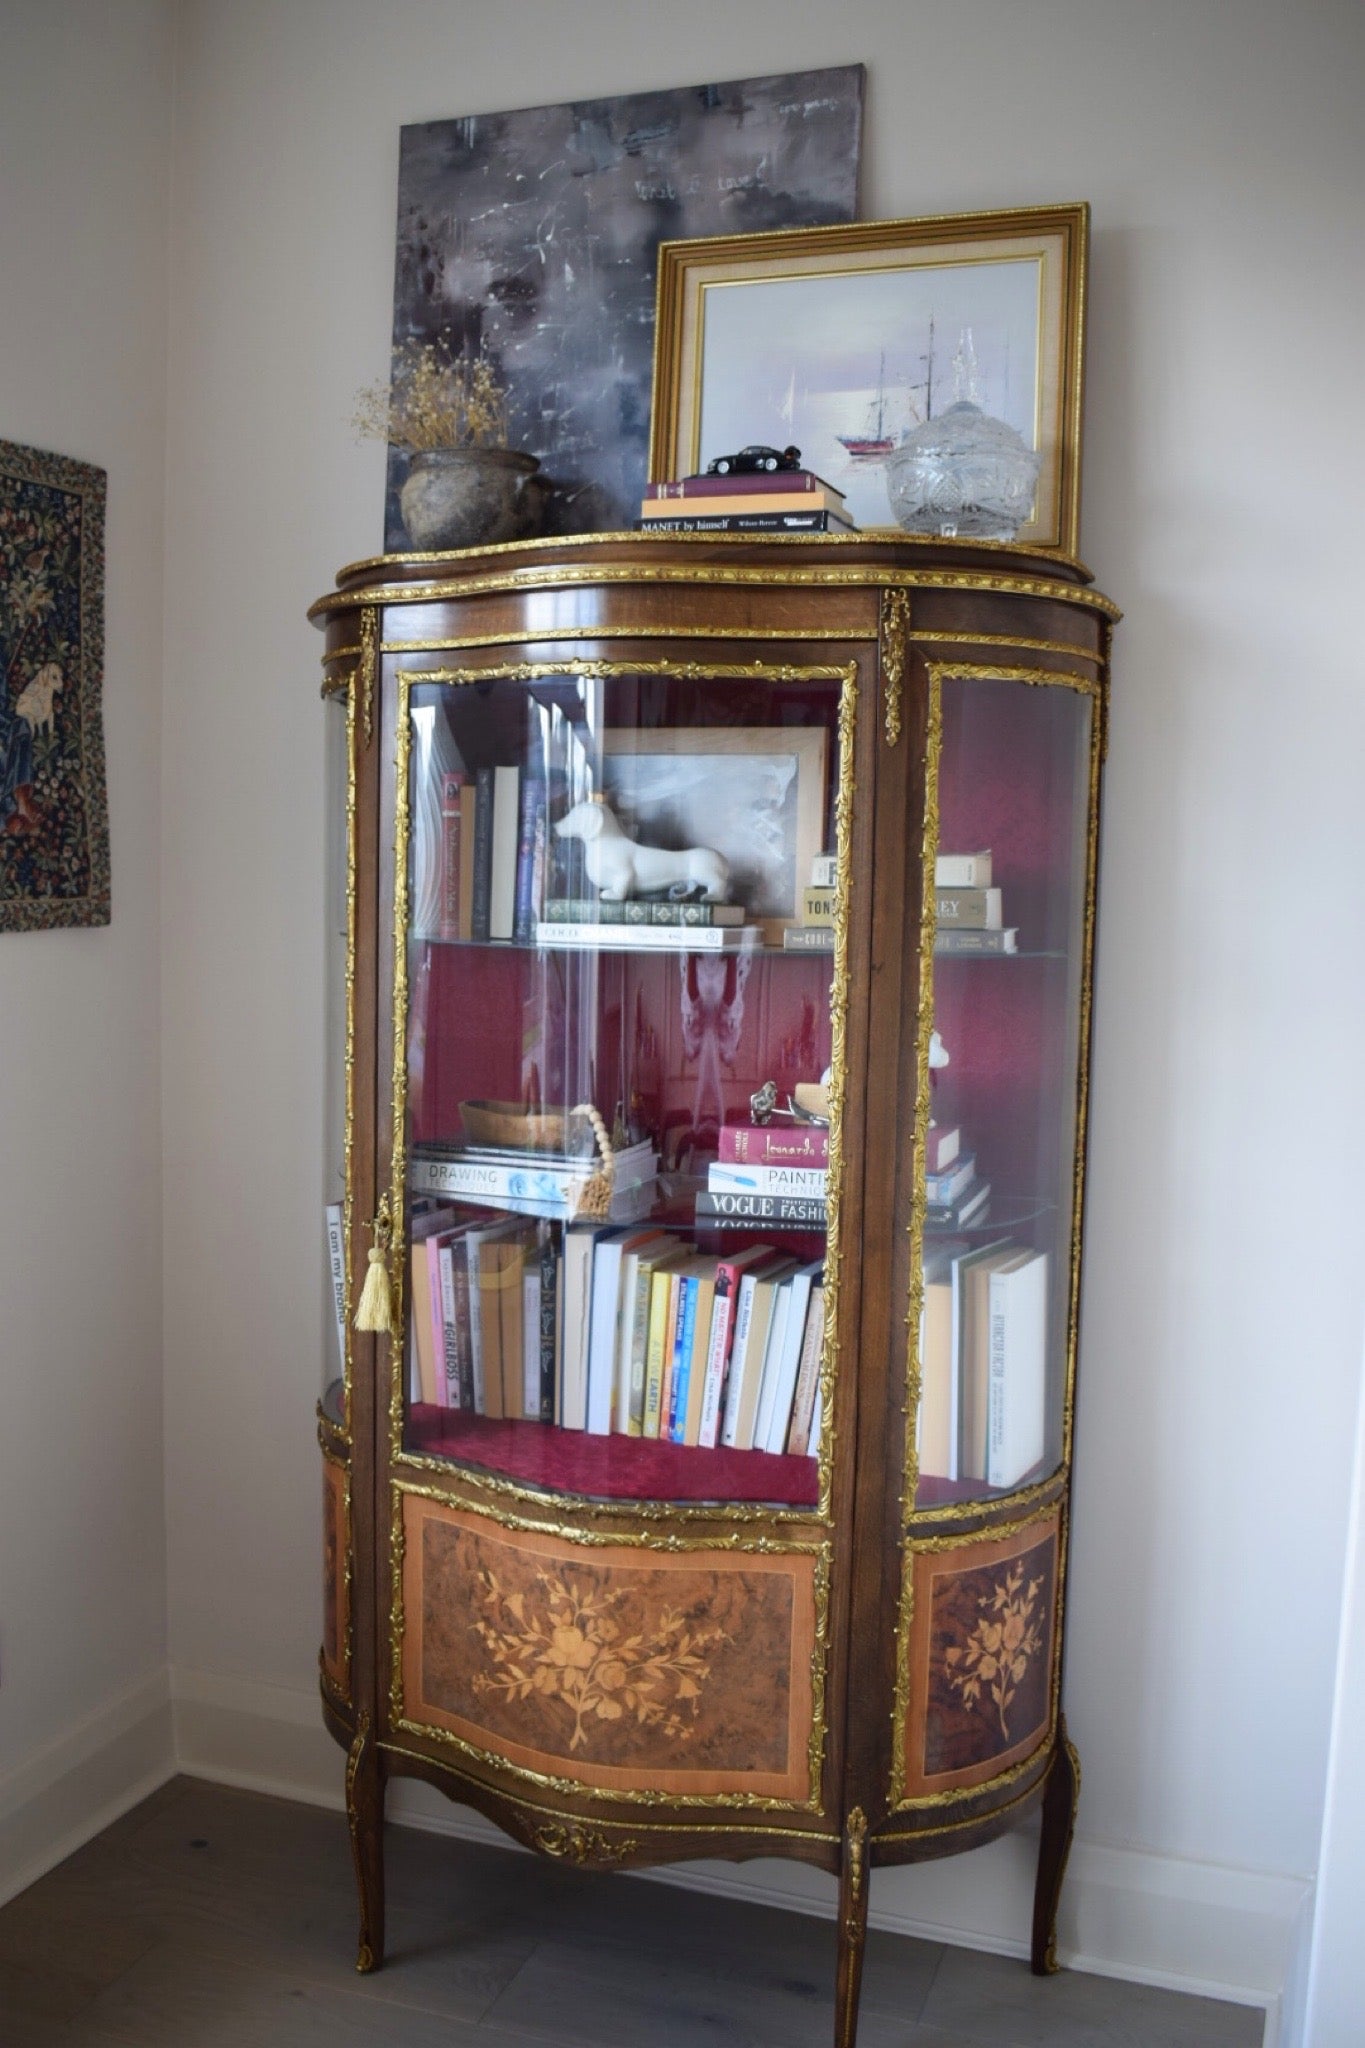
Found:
[650,204,1089,554]
[0,439,109,932]
[384,66,864,545]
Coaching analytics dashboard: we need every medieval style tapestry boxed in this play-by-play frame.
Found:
[384,65,864,544]
[0,438,109,931]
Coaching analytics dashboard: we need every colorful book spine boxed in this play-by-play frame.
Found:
[522,1262,541,1418]
[642,1267,676,1438]
[513,779,548,943]
[667,1277,701,1443]
[644,470,840,501]
[708,1163,828,1199]
[426,1235,450,1406]
[537,1229,558,1422]
[437,1239,463,1408]
[439,770,467,941]
[324,1204,347,1377]
[489,764,521,941]
[449,1242,475,1410]
[696,1189,827,1225]
[786,1283,826,1455]
[718,1124,829,1167]
[470,764,495,941]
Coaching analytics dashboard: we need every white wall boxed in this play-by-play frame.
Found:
[0,0,175,1894]
[157,0,1365,2027]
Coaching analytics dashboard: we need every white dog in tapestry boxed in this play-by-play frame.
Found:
[15,661,63,735]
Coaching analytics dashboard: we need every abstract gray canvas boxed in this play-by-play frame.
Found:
[385,66,864,545]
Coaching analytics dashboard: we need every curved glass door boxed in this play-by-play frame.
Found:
[394,659,851,1512]
[321,688,351,1438]
[913,667,1097,1509]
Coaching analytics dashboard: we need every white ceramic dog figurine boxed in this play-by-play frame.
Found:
[555,797,730,902]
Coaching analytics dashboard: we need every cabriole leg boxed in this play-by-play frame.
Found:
[345,1711,386,1973]
[1031,1714,1081,1974]
[835,1806,870,2048]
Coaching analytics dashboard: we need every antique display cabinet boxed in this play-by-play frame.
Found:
[310,533,1118,2047]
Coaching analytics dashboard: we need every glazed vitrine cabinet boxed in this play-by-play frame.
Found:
[311,534,1118,2046]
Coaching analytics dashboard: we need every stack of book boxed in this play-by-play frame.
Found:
[697,1118,828,1231]
[782,849,838,952]
[934,850,1018,955]
[637,470,856,536]
[403,1205,827,1459]
[413,764,550,945]
[412,1139,658,1221]
[922,1123,991,1231]
[917,1237,1049,1490]
[536,897,758,951]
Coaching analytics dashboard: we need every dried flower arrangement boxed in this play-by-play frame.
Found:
[353,334,510,453]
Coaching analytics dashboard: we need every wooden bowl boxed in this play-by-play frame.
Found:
[460,1100,573,1151]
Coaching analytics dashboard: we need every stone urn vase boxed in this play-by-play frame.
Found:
[398,447,541,550]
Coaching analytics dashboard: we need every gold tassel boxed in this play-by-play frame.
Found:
[354,1197,394,1333]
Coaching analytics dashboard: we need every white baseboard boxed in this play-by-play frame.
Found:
[0,1666,176,1909]
[169,1668,1293,2039]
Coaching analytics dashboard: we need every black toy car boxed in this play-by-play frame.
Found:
[705,444,802,475]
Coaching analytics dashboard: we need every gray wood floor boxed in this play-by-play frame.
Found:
[0,1778,1264,2047]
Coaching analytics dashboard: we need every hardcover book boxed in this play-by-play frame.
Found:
[439,770,468,942]
[720,1255,799,1450]
[696,1188,827,1225]
[537,920,761,952]
[934,887,1003,930]
[935,850,992,887]
[470,765,495,941]
[635,509,855,533]
[718,1123,829,1167]
[640,487,847,517]
[708,1162,828,1199]
[644,470,845,502]
[934,927,1018,955]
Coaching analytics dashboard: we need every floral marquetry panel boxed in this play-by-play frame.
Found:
[400,1495,818,1803]
[899,1510,1059,1803]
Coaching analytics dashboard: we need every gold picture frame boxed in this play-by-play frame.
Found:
[601,724,828,946]
[649,203,1089,556]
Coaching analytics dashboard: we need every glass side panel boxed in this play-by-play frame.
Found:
[321,692,350,1431]
[914,672,1093,1510]
[398,667,845,1511]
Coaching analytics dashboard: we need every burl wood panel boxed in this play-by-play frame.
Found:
[322,1455,349,1692]
[901,1511,1059,1801]
[401,1495,817,1801]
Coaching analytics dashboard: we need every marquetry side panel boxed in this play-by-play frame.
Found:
[322,1453,351,1696]
[398,1495,818,1805]
[898,1508,1060,1805]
